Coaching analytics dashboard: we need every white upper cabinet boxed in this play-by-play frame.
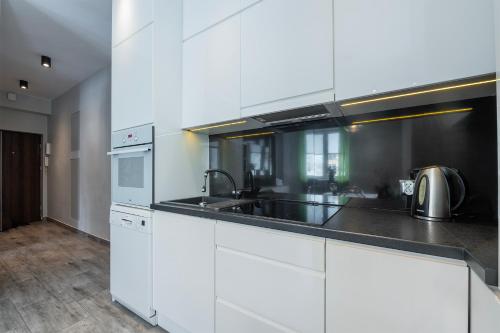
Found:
[183,0,260,40]
[334,0,495,101]
[112,25,153,131]
[241,0,334,117]
[182,15,241,129]
[326,240,469,333]
[112,0,153,46]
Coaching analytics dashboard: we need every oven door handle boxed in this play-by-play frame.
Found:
[107,146,151,156]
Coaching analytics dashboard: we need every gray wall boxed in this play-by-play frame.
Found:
[48,67,111,240]
[0,106,48,216]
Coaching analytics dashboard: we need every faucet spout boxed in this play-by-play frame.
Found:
[203,169,239,199]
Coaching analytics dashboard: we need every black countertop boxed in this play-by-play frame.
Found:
[151,201,498,287]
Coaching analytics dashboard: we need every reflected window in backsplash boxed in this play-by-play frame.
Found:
[209,97,498,221]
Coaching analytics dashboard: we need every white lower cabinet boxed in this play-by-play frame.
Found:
[153,212,215,333]
[470,270,500,333]
[325,240,469,333]
[215,222,325,333]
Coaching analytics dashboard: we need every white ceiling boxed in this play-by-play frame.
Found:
[0,0,111,100]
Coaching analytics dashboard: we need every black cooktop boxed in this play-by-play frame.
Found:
[220,199,342,225]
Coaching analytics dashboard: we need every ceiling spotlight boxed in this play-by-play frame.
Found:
[19,80,29,90]
[41,55,51,68]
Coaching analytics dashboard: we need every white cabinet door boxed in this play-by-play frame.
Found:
[334,0,495,101]
[470,271,500,333]
[112,0,153,46]
[183,0,250,40]
[182,15,241,129]
[153,212,215,333]
[216,222,325,333]
[241,0,334,117]
[326,240,468,333]
[112,25,153,131]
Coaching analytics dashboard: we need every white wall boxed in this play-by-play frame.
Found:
[0,106,48,216]
[48,67,111,240]
[0,90,51,115]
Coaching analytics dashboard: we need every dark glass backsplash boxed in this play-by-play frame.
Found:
[209,97,498,222]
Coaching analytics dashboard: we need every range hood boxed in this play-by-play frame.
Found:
[252,103,340,126]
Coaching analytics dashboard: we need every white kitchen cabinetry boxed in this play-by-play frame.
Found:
[183,0,259,40]
[153,212,215,333]
[112,0,153,46]
[215,222,325,333]
[112,25,153,131]
[182,15,241,129]
[470,271,500,333]
[326,240,469,333]
[241,0,334,118]
[334,0,495,101]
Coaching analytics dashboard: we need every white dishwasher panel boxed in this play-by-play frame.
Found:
[110,209,156,325]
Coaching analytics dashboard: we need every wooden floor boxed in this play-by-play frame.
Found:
[0,221,165,333]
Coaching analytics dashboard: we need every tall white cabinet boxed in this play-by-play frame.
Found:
[334,0,495,101]
[326,240,469,333]
[112,25,153,131]
[112,0,154,132]
[112,0,153,46]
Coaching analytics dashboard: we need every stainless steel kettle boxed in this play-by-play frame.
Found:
[411,166,466,221]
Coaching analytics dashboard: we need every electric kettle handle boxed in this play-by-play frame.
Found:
[449,168,466,211]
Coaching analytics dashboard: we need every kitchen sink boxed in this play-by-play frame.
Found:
[164,196,255,210]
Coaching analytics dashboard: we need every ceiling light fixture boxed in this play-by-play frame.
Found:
[19,80,29,90]
[190,120,247,132]
[341,79,498,107]
[225,132,275,140]
[351,107,473,125]
[41,55,51,68]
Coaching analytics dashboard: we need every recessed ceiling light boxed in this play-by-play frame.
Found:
[19,80,29,90]
[41,55,51,68]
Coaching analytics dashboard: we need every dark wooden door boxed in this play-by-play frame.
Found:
[1,131,42,231]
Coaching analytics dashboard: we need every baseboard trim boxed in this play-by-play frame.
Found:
[45,217,110,246]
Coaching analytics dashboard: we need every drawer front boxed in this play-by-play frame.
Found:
[216,299,288,333]
[216,221,325,272]
[216,247,325,333]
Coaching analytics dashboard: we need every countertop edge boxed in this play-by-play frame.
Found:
[151,203,498,287]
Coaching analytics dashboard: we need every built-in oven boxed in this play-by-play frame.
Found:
[108,124,154,207]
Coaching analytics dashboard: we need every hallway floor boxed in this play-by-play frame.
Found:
[0,222,165,333]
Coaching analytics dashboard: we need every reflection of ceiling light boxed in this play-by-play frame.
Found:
[341,79,498,107]
[190,120,247,132]
[41,55,51,68]
[346,125,360,133]
[19,80,28,89]
[351,108,473,125]
[226,132,275,140]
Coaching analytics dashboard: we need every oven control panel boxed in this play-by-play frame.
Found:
[112,124,153,148]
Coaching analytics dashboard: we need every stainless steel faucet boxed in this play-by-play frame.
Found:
[202,169,239,199]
